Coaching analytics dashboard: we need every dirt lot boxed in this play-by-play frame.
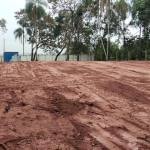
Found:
[0,61,150,150]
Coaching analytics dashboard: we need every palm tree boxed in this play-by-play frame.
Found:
[14,27,25,55]
[25,0,48,61]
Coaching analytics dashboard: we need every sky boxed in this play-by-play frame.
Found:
[0,0,44,55]
[0,0,139,56]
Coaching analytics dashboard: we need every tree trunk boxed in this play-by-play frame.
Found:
[94,48,98,61]
[55,45,66,61]
[117,26,120,61]
[66,49,69,61]
[100,37,106,57]
[31,44,33,61]
[36,51,38,61]
[145,38,148,60]
[139,25,142,59]
[106,0,110,61]
[77,54,80,61]
[123,21,125,49]
[90,51,92,61]
[97,0,106,59]
[33,6,38,61]
[145,49,147,60]
[32,50,38,61]
[33,51,36,61]
[106,22,110,61]
[128,51,130,60]
[116,51,118,61]
[77,22,80,61]
[66,39,70,61]
[36,52,38,61]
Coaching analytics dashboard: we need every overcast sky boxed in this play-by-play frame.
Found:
[0,0,44,55]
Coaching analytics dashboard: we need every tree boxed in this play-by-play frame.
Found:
[15,8,55,60]
[13,0,150,61]
[25,0,48,61]
[132,0,150,60]
[0,19,7,33]
[14,28,25,55]
[49,0,83,61]
[115,1,129,41]
[14,9,32,57]
[14,9,33,61]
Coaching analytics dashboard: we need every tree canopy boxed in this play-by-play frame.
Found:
[0,18,7,33]
[14,0,150,61]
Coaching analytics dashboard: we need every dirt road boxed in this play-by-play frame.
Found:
[0,61,150,150]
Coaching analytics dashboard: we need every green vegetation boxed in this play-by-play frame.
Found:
[14,0,150,61]
[0,18,7,33]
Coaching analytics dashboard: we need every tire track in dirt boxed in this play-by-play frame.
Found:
[48,61,150,149]
[75,61,150,99]
[0,61,150,150]
[32,62,120,150]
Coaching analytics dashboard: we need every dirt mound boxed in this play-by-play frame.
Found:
[50,93,85,116]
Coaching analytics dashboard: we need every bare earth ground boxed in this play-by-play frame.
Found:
[0,61,150,150]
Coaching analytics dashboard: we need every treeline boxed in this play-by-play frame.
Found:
[14,0,150,61]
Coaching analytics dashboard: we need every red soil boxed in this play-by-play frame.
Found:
[0,61,150,150]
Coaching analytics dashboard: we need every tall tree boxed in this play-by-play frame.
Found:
[132,0,150,60]
[15,9,33,59]
[14,9,32,57]
[15,8,55,60]
[14,28,25,55]
[114,0,129,60]
[25,0,48,61]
